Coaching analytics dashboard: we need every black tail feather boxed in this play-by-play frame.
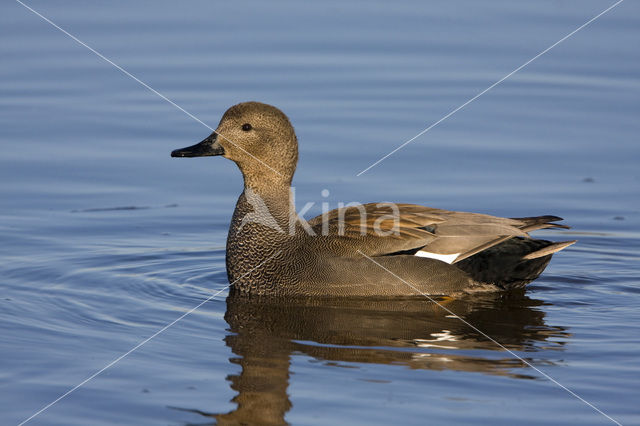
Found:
[455,238,569,289]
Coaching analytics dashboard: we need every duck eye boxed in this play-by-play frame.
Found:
[241,123,252,131]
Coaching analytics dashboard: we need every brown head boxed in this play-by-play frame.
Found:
[172,102,298,189]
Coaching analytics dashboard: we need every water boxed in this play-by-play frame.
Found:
[1,0,639,424]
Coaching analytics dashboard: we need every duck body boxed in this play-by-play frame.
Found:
[172,102,575,297]
[224,188,474,296]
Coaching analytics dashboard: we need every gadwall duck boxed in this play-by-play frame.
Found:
[172,102,575,297]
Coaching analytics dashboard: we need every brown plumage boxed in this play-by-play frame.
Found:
[172,102,575,297]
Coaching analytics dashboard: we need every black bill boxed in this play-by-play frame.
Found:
[171,132,224,157]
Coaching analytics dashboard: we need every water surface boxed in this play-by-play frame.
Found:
[1,1,639,425]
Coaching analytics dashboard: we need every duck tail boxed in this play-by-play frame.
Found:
[455,238,577,290]
[522,240,576,260]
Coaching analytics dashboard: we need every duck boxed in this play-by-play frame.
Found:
[171,102,575,297]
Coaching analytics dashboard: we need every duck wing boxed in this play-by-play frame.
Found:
[307,203,569,262]
[306,203,437,257]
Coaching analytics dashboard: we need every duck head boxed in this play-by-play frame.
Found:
[171,102,298,188]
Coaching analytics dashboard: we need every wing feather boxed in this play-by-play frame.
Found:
[307,203,568,260]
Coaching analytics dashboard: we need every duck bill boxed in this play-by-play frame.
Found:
[171,133,225,157]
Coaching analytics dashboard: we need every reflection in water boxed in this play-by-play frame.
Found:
[178,291,569,425]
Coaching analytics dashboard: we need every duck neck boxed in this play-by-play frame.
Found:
[226,179,302,290]
[241,179,296,234]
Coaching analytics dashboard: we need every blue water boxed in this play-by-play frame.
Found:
[1,0,639,424]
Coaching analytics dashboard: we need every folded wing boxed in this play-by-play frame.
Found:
[307,203,569,262]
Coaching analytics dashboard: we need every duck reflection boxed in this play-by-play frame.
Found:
[180,291,568,425]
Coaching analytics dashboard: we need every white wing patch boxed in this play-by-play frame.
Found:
[415,251,459,264]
